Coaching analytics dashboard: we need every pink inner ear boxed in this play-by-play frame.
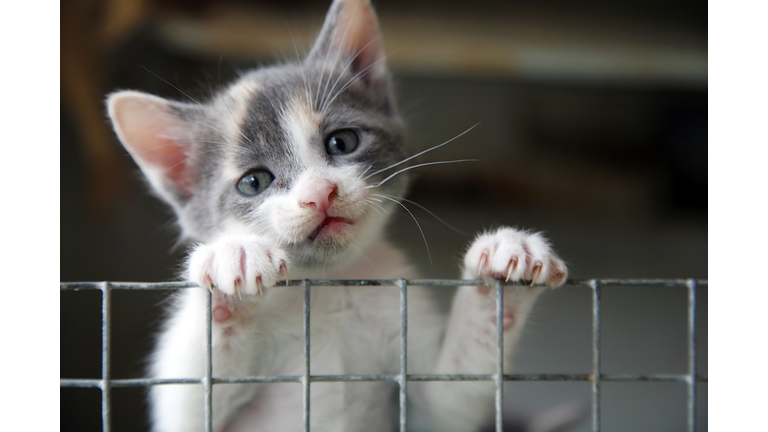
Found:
[335,0,385,79]
[149,136,196,195]
[110,93,197,197]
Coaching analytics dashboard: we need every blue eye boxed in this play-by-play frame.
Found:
[237,170,274,196]
[326,130,359,155]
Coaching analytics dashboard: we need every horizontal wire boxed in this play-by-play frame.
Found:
[60,373,709,388]
[61,279,709,290]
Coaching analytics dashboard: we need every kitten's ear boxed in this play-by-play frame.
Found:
[107,91,200,205]
[309,0,388,89]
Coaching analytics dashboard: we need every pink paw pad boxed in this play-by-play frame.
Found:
[489,312,515,330]
[213,305,232,323]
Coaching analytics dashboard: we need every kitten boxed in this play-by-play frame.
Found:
[106,0,567,431]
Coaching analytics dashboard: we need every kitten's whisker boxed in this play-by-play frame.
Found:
[372,202,388,214]
[132,141,197,154]
[351,244,376,270]
[361,199,389,215]
[320,49,395,114]
[320,50,398,114]
[364,123,480,179]
[140,67,250,146]
[175,140,229,146]
[286,22,313,111]
[315,16,340,111]
[362,200,384,216]
[377,195,432,264]
[359,164,374,178]
[158,147,227,178]
[320,32,383,114]
[141,141,224,162]
[365,159,480,190]
[319,2,359,112]
[217,56,252,144]
[223,99,253,144]
[372,193,468,235]
[179,116,249,146]
[141,65,202,106]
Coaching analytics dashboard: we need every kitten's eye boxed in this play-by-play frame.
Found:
[325,130,359,155]
[237,170,275,196]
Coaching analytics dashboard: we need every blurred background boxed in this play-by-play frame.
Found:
[61,0,707,431]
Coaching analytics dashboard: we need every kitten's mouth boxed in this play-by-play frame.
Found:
[308,217,355,242]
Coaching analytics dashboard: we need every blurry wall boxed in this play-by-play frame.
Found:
[61,1,707,431]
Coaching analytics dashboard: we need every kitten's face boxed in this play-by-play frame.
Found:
[107,0,407,267]
[208,64,407,265]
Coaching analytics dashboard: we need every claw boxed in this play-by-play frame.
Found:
[256,276,263,296]
[530,264,542,286]
[234,278,243,300]
[279,261,289,285]
[203,274,214,293]
[550,268,566,289]
[505,257,518,282]
[478,251,489,276]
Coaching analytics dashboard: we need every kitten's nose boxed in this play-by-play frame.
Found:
[298,178,338,213]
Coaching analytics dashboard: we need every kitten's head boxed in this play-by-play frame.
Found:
[107,0,407,267]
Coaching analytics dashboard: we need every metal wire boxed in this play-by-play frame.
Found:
[204,287,213,432]
[303,280,311,432]
[687,279,698,432]
[591,280,602,432]
[60,278,708,432]
[100,282,111,432]
[398,279,408,432]
[495,280,504,432]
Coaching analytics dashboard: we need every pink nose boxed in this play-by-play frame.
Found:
[298,179,338,213]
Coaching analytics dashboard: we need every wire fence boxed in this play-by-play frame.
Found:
[60,278,708,432]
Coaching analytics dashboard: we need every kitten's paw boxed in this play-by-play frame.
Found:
[187,235,289,298]
[463,227,567,288]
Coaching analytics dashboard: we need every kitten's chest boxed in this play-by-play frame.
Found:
[267,286,401,375]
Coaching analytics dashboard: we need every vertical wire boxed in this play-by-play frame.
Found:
[495,280,504,432]
[100,282,112,432]
[591,280,602,432]
[398,279,408,432]
[687,279,697,432]
[204,287,213,432]
[303,280,311,432]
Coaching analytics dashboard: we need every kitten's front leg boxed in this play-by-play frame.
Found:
[151,233,290,432]
[416,227,567,432]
